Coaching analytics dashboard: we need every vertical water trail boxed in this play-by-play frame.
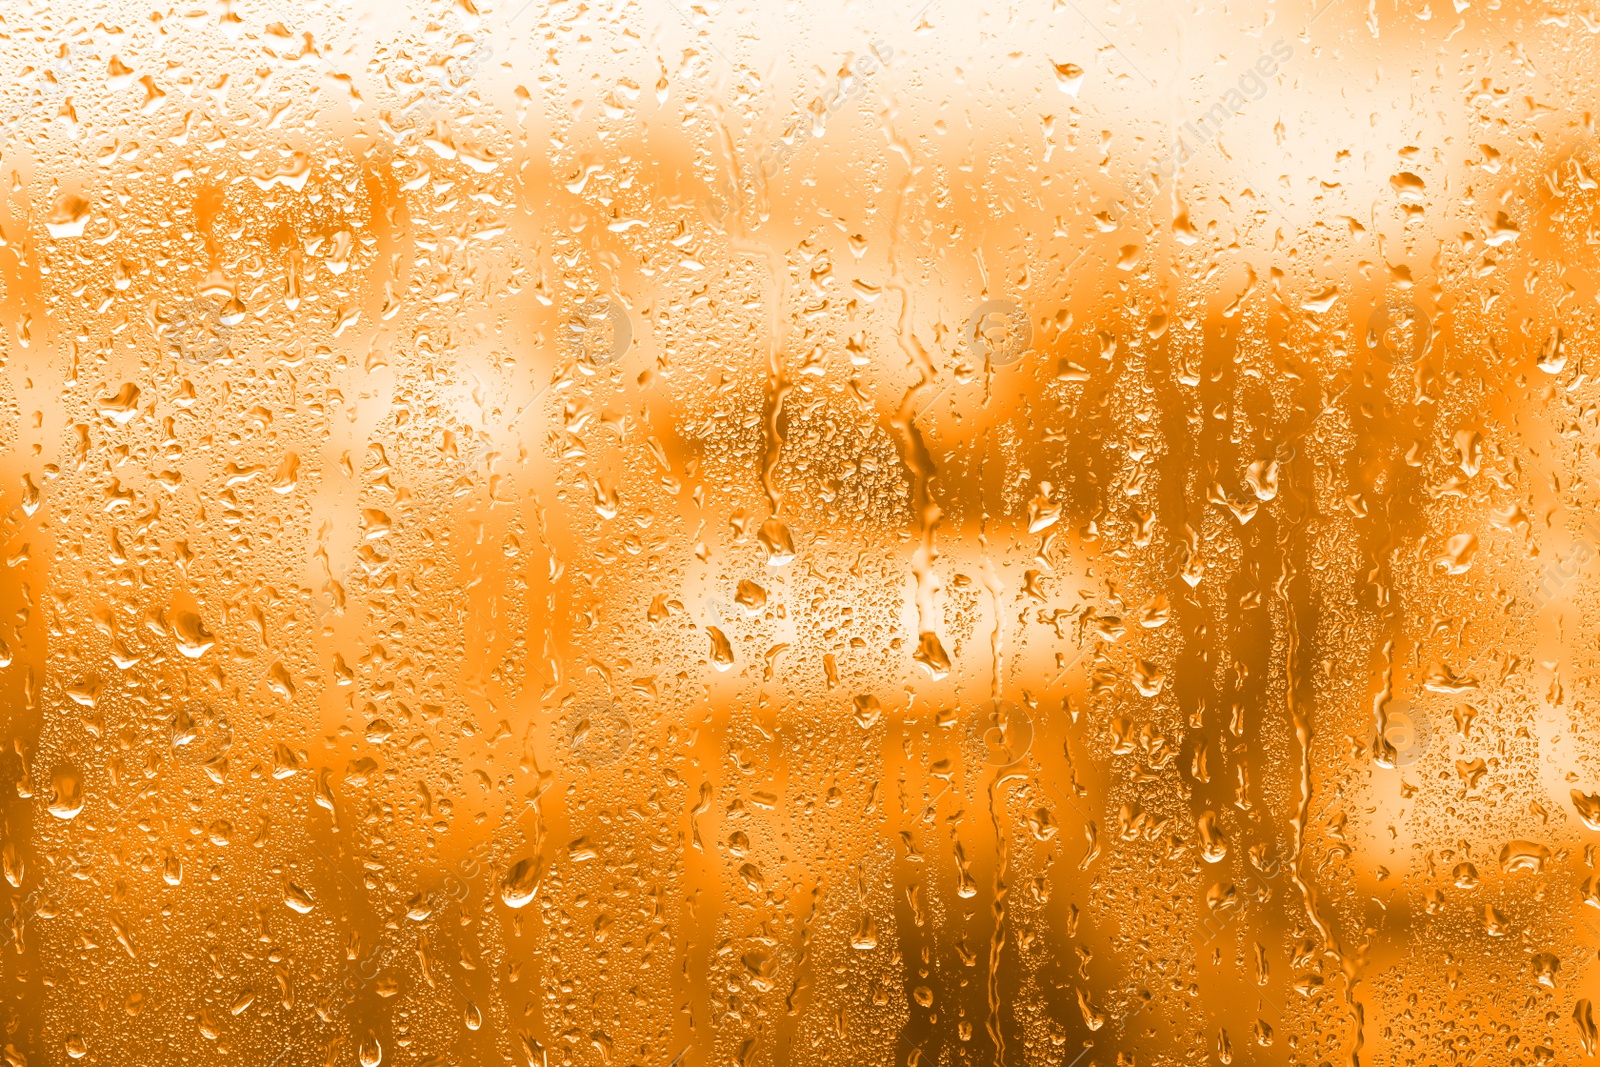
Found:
[1281,522,1363,1065]
[985,775,1013,1066]
[982,547,1010,1061]
[718,118,795,565]
[883,174,949,677]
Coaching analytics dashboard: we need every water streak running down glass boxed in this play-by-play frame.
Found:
[2,1,1600,1065]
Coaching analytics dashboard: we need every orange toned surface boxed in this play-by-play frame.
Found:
[0,0,1597,1065]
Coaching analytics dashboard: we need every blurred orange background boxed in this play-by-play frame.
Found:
[0,0,1598,1065]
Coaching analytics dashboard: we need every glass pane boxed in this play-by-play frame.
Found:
[0,1,1589,1064]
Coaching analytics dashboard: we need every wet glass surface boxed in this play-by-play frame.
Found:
[1,1,1598,1064]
